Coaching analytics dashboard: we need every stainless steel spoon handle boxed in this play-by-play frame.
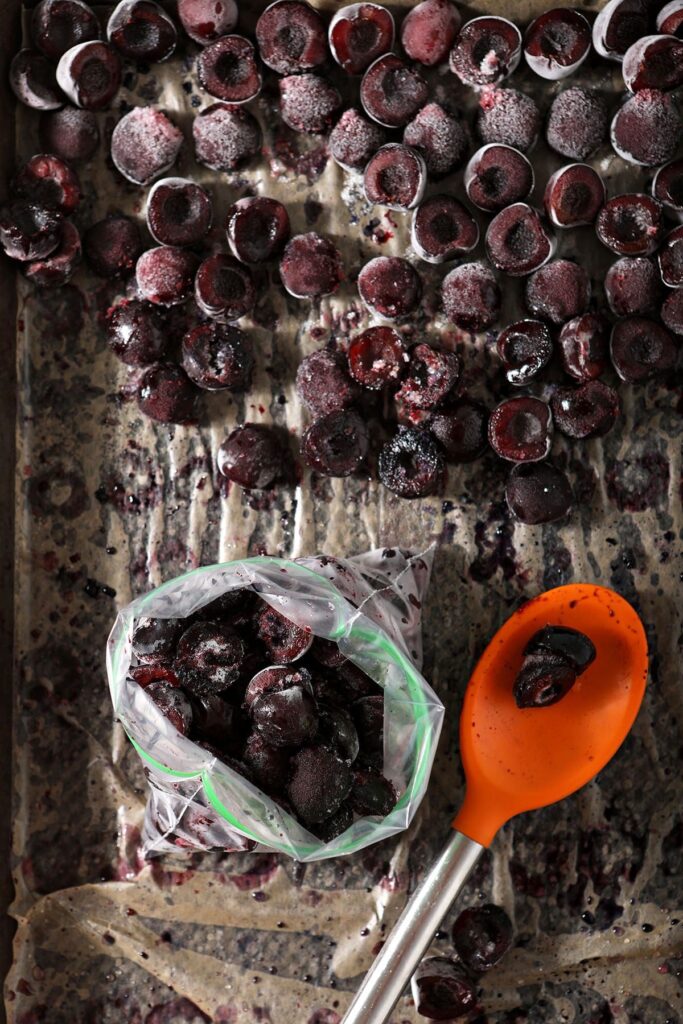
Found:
[342,830,484,1024]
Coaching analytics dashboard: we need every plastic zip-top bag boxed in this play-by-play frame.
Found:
[107,548,444,862]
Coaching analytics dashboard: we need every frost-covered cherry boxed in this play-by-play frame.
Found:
[182,322,254,390]
[429,397,489,462]
[610,316,679,380]
[360,53,428,128]
[226,196,290,263]
[39,106,99,162]
[465,144,533,213]
[552,380,620,439]
[329,3,394,75]
[56,41,122,109]
[107,0,178,62]
[661,289,683,335]
[485,204,555,277]
[10,50,63,110]
[329,108,386,171]
[596,194,664,256]
[523,8,590,79]
[302,409,369,477]
[255,0,327,75]
[296,348,359,415]
[658,0,683,36]
[401,0,461,66]
[506,461,572,524]
[105,297,167,365]
[23,220,82,286]
[396,343,461,410]
[653,159,683,220]
[138,363,198,423]
[659,226,683,287]
[195,253,255,321]
[402,102,469,178]
[449,16,522,88]
[622,34,683,92]
[364,144,426,211]
[558,313,610,381]
[592,0,651,61]
[611,90,682,166]
[546,87,608,160]
[193,103,262,171]
[197,35,262,103]
[488,396,553,462]
[411,195,479,263]
[146,178,212,247]
[177,0,237,45]
[279,73,342,133]
[280,233,344,298]
[442,262,501,331]
[347,326,408,389]
[525,259,590,325]
[0,201,61,261]
[357,256,422,318]
[477,87,540,152]
[13,154,81,215]
[136,245,199,305]
[32,0,100,60]
[605,257,663,315]
[111,106,182,185]
[544,164,605,228]
[218,424,286,489]
[378,428,444,498]
[497,319,553,385]
[83,214,142,277]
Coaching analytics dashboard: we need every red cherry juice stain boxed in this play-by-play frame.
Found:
[226,853,279,890]
[309,1011,341,1024]
[149,862,196,888]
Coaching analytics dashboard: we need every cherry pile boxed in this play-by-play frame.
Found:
[130,589,398,840]
[3,0,683,525]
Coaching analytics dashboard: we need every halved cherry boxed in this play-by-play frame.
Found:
[610,316,678,381]
[596,193,664,256]
[488,396,553,462]
[622,34,683,92]
[558,313,610,381]
[197,35,262,103]
[56,41,122,110]
[496,319,553,385]
[524,8,591,80]
[363,143,426,211]
[10,49,63,110]
[592,0,650,61]
[328,3,394,75]
[107,0,178,62]
[544,164,605,228]
[652,159,683,220]
[464,144,534,213]
[360,53,428,128]
[411,194,479,264]
[449,16,522,87]
[657,0,683,37]
[658,226,683,288]
[485,203,555,277]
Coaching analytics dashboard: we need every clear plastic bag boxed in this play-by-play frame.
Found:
[107,548,444,862]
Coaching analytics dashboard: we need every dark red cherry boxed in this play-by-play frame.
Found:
[611,89,682,166]
[497,319,553,385]
[402,102,469,178]
[623,34,683,92]
[13,153,81,215]
[525,625,596,671]
[429,397,489,463]
[596,194,664,256]
[226,196,290,264]
[190,693,241,751]
[411,194,479,264]
[401,0,461,66]
[442,261,501,331]
[287,745,352,826]
[464,143,533,213]
[181,322,254,391]
[329,108,386,171]
[309,637,347,670]
[251,683,318,748]
[610,316,678,381]
[111,107,183,185]
[137,362,199,423]
[661,289,683,335]
[551,380,620,439]
[311,802,354,842]
[39,105,99,162]
[296,348,359,416]
[360,53,428,128]
[83,214,142,277]
[505,461,573,524]
[56,41,122,110]
[558,313,610,381]
[449,16,522,87]
[378,427,444,498]
[280,232,344,298]
[592,0,650,60]
[136,245,198,305]
[193,102,262,171]
[255,0,327,75]
[0,200,61,261]
[544,163,605,228]
[658,226,683,288]
[653,158,683,218]
[317,705,360,765]
[451,904,513,972]
[329,3,394,75]
[302,409,369,477]
[524,259,590,325]
[176,620,246,696]
[477,87,541,153]
[105,298,167,366]
[279,73,342,134]
[146,177,212,247]
[349,768,396,815]
[242,733,290,793]
[485,203,555,277]
[145,680,193,734]
[364,143,426,211]
[32,0,100,60]
[107,0,177,62]
[395,343,461,410]
[217,424,286,489]
[410,958,476,1021]
[658,0,683,36]
[605,257,663,315]
[23,220,81,286]
[524,8,591,80]
[194,254,255,321]
[546,87,608,160]
[197,35,262,103]
[177,0,237,45]
[132,616,182,664]
[10,49,63,111]
[348,326,408,389]
[357,256,422,319]
[513,652,577,708]
[255,604,313,663]
[245,664,313,707]
[488,396,553,462]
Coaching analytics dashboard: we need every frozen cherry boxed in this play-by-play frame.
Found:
[132,616,182,663]
[452,904,513,972]
[360,53,428,128]
[146,178,212,248]
[13,154,81,215]
[251,683,318,748]
[349,768,396,816]
[506,461,573,524]
[111,106,183,185]
[137,363,198,423]
[83,214,142,277]
[145,680,193,734]
[592,0,650,60]
[653,159,683,219]
[329,108,386,171]
[226,197,290,264]
[279,73,342,134]
[661,289,683,335]
[56,41,122,109]
[551,380,620,439]
[106,298,167,365]
[329,3,394,75]
[218,424,286,489]
[175,620,245,696]
[348,326,407,389]
[194,254,255,321]
[9,50,63,111]
[401,0,461,66]
[623,34,683,92]
[449,16,522,87]
[402,102,469,178]
[611,90,682,166]
[23,220,82,286]
[197,35,261,103]
[514,653,577,708]
[255,604,312,662]
[477,87,541,153]
[488,396,552,462]
[256,0,327,74]
[242,733,290,792]
[357,256,421,319]
[544,163,605,228]
[245,664,313,707]
[411,958,476,1021]
[181,322,253,391]
[364,144,426,211]
[136,245,198,305]
[596,194,664,257]
[191,693,240,750]
[526,625,596,671]
[610,316,678,381]
[525,259,590,325]
[485,203,555,277]
[546,87,608,160]
[658,0,683,36]
[130,663,181,688]
[280,233,344,298]
[177,0,237,45]
[442,261,501,331]
[352,694,383,762]
[316,705,360,765]
[0,201,61,261]
[497,319,553,385]
[658,227,683,288]
[605,257,663,315]
[296,348,358,416]
[193,102,262,171]
[378,427,444,498]
[411,195,479,264]
[107,0,177,62]
[32,0,100,60]
[396,344,461,410]
[302,409,369,477]
[312,802,354,841]
[310,637,346,669]
[558,313,610,382]
[429,397,489,463]
[524,8,591,80]
[464,144,533,213]
[39,105,99,162]
[287,745,352,825]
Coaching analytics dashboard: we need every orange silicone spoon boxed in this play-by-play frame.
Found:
[343,583,648,1024]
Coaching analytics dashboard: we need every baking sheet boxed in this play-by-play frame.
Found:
[5,0,683,1019]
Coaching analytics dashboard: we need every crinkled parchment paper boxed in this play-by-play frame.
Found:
[6,0,683,1020]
